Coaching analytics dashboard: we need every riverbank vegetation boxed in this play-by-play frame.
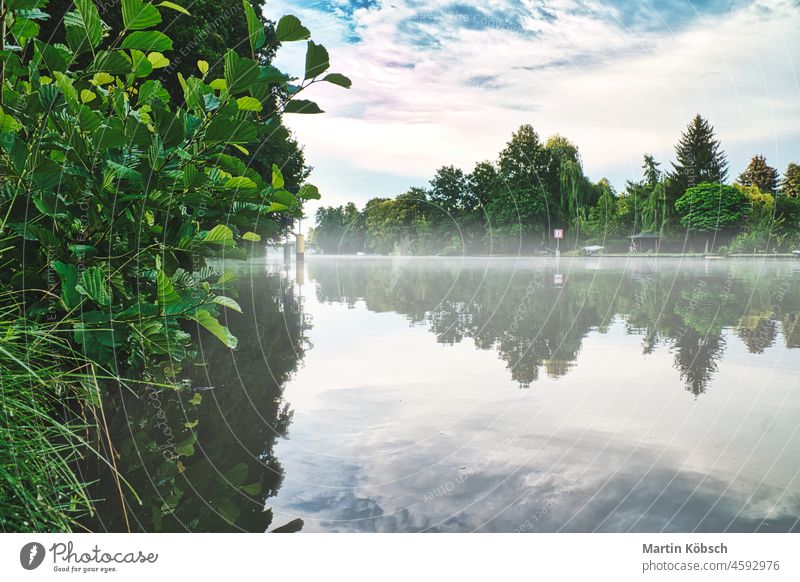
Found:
[311,115,800,255]
[1,0,346,531]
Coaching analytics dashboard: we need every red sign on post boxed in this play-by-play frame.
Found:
[554,229,564,239]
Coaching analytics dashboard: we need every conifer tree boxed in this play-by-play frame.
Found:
[780,163,800,198]
[671,115,729,186]
[737,154,779,193]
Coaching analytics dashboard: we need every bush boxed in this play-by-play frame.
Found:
[0,0,348,379]
[675,182,749,233]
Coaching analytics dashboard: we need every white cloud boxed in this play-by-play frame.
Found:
[266,0,800,209]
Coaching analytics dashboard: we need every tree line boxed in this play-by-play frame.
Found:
[312,115,800,255]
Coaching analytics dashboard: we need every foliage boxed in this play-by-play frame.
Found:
[781,162,800,198]
[314,116,800,254]
[737,154,779,194]
[584,179,622,240]
[0,0,348,380]
[0,292,126,531]
[670,114,728,188]
[675,183,749,233]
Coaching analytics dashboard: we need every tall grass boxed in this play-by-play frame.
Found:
[0,292,121,532]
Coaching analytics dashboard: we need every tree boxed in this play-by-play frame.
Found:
[737,154,779,194]
[671,115,729,187]
[643,154,662,188]
[468,161,499,210]
[491,125,557,243]
[585,179,621,239]
[429,166,472,217]
[620,154,663,235]
[675,183,749,233]
[781,163,800,198]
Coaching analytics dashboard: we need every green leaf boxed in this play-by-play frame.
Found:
[157,1,189,15]
[217,270,237,285]
[276,15,310,42]
[122,0,162,30]
[283,99,324,114]
[184,420,199,429]
[52,261,80,309]
[0,111,22,133]
[223,462,248,485]
[323,73,352,88]
[188,392,202,405]
[121,31,173,52]
[80,89,97,103]
[271,189,296,208]
[71,0,103,53]
[241,483,261,495]
[225,176,258,190]
[91,50,133,74]
[271,164,285,189]
[297,184,321,200]
[130,49,154,78]
[76,104,102,132]
[75,266,111,307]
[213,295,242,313]
[304,40,330,79]
[156,269,181,305]
[223,50,259,94]
[189,309,238,348]
[241,231,261,242]
[242,0,266,54]
[197,60,209,75]
[236,96,262,112]
[203,224,234,244]
[176,433,196,456]
[205,117,257,143]
[147,51,170,68]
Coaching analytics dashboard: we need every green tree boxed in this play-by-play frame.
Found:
[585,179,621,240]
[429,166,471,216]
[468,160,499,210]
[671,115,729,188]
[489,124,556,245]
[675,183,749,233]
[780,163,800,197]
[737,154,779,194]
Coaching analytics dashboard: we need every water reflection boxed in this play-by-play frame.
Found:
[267,257,800,532]
[88,257,800,532]
[308,257,800,395]
[87,266,308,532]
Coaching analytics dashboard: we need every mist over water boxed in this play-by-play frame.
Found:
[90,255,800,532]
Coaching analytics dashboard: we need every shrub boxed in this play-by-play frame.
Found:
[675,182,749,233]
[0,0,348,380]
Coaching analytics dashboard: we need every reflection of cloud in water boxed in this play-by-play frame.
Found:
[273,426,800,532]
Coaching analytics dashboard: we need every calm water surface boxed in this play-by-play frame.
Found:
[94,256,800,532]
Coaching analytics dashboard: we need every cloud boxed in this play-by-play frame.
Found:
[266,0,800,210]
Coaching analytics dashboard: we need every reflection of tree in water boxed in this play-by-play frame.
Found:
[672,329,726,396]
[784,313,800,348]
[87,270,308,532]
[737,316,777,354]
[310,261,800,395]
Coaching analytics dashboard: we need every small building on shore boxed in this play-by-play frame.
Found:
[627,232,661,253]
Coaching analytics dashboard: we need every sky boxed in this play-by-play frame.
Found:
[265,0,800,217]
